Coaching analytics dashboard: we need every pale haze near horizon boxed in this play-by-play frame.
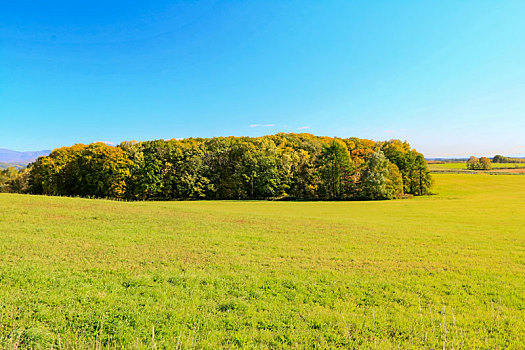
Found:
[1,1,524,158]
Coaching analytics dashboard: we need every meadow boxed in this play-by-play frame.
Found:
[0,173,524,348]
[428,162,525,171]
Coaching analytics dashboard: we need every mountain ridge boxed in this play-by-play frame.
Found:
[0,148,51,164]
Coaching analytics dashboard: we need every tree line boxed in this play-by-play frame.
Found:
[492,155,525,163]
[2,134,433,200]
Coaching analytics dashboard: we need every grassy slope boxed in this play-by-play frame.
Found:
[0,174,524,348]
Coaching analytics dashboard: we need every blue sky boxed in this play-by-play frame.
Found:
[1,1,524,157]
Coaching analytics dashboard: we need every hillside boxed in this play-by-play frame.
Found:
[0,148,50,164]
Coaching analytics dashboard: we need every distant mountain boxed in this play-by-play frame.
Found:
[0,148,51,164]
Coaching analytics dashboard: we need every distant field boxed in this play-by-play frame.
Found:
[0,162,25,170]
[1,174,524,348]
[428,162,525,171]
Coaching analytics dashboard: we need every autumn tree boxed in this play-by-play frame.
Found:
[60,143,133,198]
[479,157,492,170]
[466,156,480,170]
[28,144,88,195]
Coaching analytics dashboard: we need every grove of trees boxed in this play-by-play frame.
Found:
[493,155,525,163]
[466,156,492,170]
[4,134,433,200]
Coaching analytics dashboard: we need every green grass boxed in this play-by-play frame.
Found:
[0,174,524,348]
[428,162,525,171]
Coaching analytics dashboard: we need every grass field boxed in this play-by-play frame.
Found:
[1,174,524,349]
[428,162,525,171]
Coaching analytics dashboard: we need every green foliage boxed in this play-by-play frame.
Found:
[380,140,432,195]
[359,151,404,200]
[0,167,18,192]
[318,139,353,199]
[360,151,389,199]
[493,155,525,163]
[25,134,432,200]
[0,167,29,193]
[411,153,433,195]
[0,174,524,348]
[386,162,404,199]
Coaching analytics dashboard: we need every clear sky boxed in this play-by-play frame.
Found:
[1,1,524,157]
